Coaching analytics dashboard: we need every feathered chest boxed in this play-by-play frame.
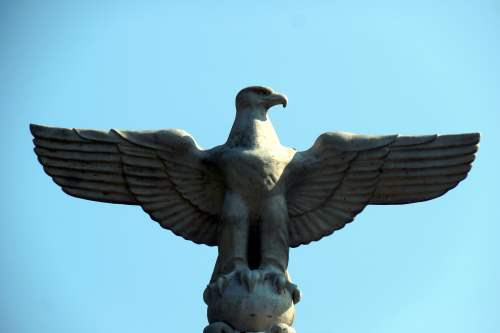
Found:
[218,147,295,193]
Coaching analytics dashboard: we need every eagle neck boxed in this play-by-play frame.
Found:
[226,107,281,148]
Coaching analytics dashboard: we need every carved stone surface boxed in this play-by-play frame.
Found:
[30,86,479,332]
[204,271,296,332]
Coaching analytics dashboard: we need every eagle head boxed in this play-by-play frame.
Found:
[235,86,288,112]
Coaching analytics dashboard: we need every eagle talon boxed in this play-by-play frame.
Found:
[205,272,235,299]
[238,269,260,292]
[215,276,229,296]
[287,282,301,304]
[208,266,262,297]
[274,274,287,294]
[262,268,287,294]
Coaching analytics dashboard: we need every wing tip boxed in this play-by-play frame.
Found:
[440,132,481,145]
[457,132,480,144]
[29,123,46,137]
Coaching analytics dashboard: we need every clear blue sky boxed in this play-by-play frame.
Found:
[1,1,498,332]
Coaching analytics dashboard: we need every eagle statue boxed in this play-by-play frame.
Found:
[31,86,479,333]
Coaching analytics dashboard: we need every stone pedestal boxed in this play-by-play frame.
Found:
[203,271,298,333]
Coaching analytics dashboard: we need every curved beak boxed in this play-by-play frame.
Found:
[264,92,288,109]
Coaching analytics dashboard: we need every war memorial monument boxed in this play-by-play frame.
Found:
[31,86,479,333]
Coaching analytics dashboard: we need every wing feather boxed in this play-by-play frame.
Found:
[62,187,136,204]
[31,124,137,204]
[371,133,479,204]
[43,166,125,183]
[34,137,118,153]
[119,145,220,245]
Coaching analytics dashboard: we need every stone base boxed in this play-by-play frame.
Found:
[203,270,298,332]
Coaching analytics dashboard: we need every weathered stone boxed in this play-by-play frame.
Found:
[30,86,480,332]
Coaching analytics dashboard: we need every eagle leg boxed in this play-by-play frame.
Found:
[209,191,261,294]
[218,192,251,273]
[260,195,291,295]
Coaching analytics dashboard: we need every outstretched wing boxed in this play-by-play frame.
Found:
[286,132,479,247]
[30,124,224,246]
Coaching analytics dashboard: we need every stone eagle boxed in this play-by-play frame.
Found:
[31,86,479,301]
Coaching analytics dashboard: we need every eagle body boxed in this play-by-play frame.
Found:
[216,138,295,203]
[218,147,294,192]
[208,102,296,284]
